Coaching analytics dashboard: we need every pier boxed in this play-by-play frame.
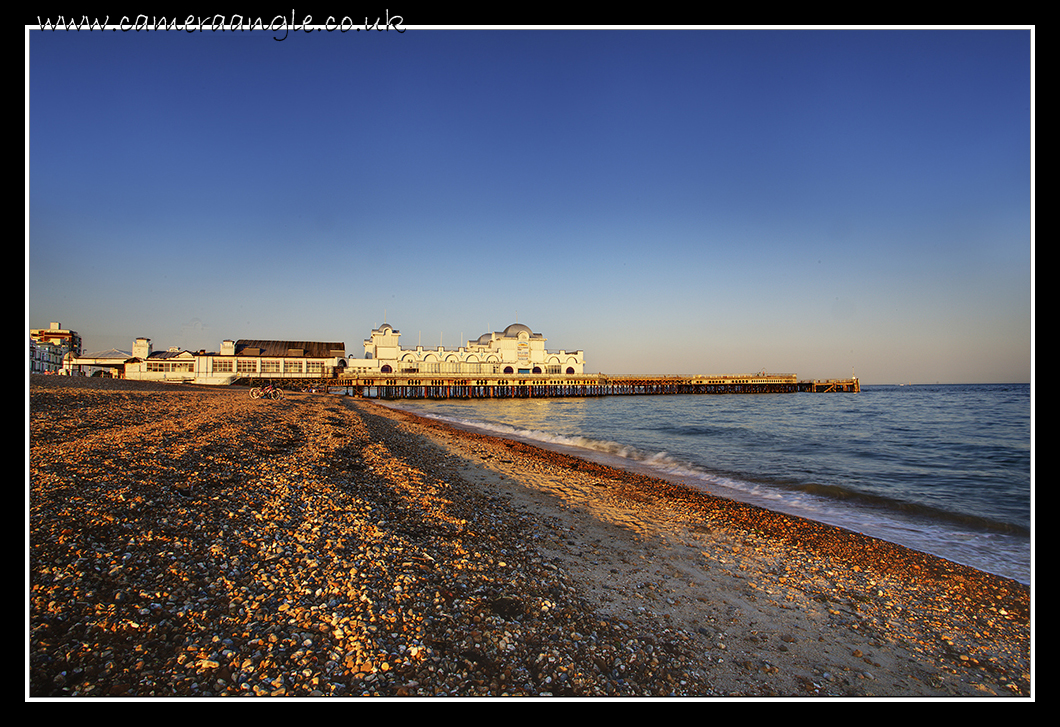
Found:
[323,372,859,399]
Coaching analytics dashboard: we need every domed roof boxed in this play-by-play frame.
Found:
[503,323,533,337]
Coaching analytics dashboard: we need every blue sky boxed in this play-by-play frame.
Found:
[27,26,1032,383]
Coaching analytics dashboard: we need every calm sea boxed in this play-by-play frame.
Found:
[382,384,1031,584]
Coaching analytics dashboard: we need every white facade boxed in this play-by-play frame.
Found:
[30,338,65,374]
[121,338,347,384]
[357,322,585,376]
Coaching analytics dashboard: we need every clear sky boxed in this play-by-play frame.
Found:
[27,25,1033,384]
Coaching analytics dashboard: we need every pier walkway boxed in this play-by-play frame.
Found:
[323,372,859,399]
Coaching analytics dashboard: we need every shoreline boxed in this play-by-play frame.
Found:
[29,377,1031,698]
[361,400,1031,689]
[378,397,1031,587]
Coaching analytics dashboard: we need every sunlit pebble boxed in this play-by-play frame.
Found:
[28,377,1029,698]
[29,375,712,699]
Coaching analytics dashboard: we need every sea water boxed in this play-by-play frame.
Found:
[384,384,1031,584]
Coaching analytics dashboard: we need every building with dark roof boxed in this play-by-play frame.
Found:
[119,336,347,384]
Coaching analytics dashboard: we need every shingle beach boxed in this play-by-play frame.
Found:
[28,375,1030,698]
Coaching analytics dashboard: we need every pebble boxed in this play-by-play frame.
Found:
[30,377,713,697]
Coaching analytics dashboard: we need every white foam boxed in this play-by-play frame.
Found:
[384,401,1030,584]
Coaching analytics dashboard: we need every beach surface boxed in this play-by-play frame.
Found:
[28,376,1031,698]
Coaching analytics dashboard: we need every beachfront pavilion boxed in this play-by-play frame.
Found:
[356,322,586,376]
[117,338,348,385]
[61,348,132,377]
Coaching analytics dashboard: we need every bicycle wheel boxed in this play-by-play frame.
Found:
[250,387,261,399]
[270,388,284,400]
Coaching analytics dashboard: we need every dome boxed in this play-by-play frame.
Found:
[502,323,533,337]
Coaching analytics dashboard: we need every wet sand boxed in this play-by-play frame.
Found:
[28,376,1031,698]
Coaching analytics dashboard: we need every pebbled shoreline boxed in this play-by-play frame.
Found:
[28,376,1030,698]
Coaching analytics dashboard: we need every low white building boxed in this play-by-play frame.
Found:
[61,348,132,377]
[121,337,347,384]
[357,322,585,376]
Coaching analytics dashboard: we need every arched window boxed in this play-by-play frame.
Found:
[381,364,392,373]
[532,366,541,374]
[503,366,514,374]
[566,367,575,374]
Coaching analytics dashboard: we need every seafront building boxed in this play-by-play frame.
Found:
[29,322,82,374]
[30,322,83,356]
[30,337,66,374]
[45,321,859,395]
[55,321,583,384]
[356,322,586,376]
[116,338,348,385]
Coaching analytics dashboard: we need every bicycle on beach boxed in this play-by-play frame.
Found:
[250,383,284,400]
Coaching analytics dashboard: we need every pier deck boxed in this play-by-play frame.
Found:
[326,372,859,399]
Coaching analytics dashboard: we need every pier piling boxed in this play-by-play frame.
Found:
[326,373,859,399]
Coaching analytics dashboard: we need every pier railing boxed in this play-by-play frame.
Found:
[328,372,858,398]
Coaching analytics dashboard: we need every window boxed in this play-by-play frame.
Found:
[213,359,234,373]
[285,360,303,374]
[237,359,257,373]
[262,360,281,373]
[306,361,324,374]
[147,362,193,373]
